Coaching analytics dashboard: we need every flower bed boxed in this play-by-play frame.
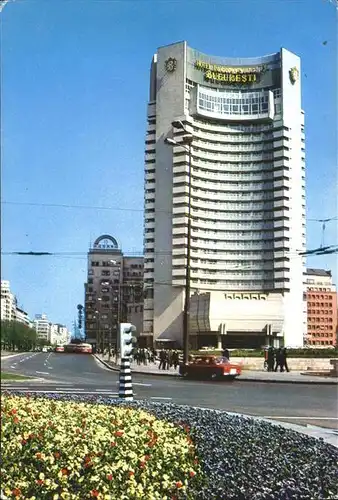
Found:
[2,392,338,499]
[1,394,202,499]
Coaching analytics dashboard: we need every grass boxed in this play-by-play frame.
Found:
[0,372,33,381]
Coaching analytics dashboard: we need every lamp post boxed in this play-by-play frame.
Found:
[165,120,193,365]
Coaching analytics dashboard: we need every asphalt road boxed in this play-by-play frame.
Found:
[2,352,338,431]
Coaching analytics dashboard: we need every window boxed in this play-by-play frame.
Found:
[101,270,110,276]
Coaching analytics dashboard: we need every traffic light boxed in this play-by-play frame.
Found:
[119,323,137,358]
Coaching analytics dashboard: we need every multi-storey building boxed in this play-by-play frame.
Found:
[33,314,51,342]
[50,323,70,345]
[1,280,32,327]
[1,280,16,321]
[84,235,144,351]
[143,41,306,349]
[14,307,33,328]
[304,268,337,347]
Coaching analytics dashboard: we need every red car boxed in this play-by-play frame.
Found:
[179,355,242,380]
[55,346,64,352]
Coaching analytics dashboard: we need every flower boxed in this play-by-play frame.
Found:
[107,473,113,481]
[91,490,99,497]
[61,468,69,476]
[175,481,183,488]
[12,488,21,497]
[189,471,196,478]
[114,430,124,437]
[128,471,135,477]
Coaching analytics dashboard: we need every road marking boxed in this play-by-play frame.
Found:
[1,386,29,390]
[263,416,338,420]
[35,371,50,375]
[115,381,152,387]
[150,397,172,400]
[3,390,122,396]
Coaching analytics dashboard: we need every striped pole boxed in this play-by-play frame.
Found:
[119,357,133,400]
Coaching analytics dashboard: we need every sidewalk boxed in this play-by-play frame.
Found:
[94,354,338,385]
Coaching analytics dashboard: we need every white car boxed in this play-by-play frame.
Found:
[42,347,48,353]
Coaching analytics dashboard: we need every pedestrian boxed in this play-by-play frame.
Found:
[172,350,179,370]
[281,347,290,372]
[158,350,166,370]
[274,348,283,372]
[222,348,230,360]
[267,346,275,372]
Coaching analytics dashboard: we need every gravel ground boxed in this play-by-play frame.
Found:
[2,392,338,500]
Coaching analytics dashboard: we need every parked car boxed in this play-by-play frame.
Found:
[179,355,242,380]
[55,346,64,352]
[42,347,48,353]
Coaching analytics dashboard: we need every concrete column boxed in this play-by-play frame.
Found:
[217,335,223,350]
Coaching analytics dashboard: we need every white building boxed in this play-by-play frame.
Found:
[143,42,306,349]
[14,307,33,328]
[33,314,51,342]
[50,323,70,345]
[1,280,16,321]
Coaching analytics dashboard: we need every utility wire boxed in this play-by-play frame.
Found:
[2,201,337,223]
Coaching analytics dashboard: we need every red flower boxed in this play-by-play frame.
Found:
[110,441,116,447]
[12,488,21,497]
[115,430,124,437]
[176,481,183,488]
[107,473,113,481]
[13,417,19,424]
[91,490,99,497]
[29,433,35,439]
[36,479,44,485]
[10,409,17,415]
[139,461,146,469]
[54,452,60,459]
[128,471,134,477]
[189,471,196,478]
[36,453,42,460]
[61,468,69,476]
[84,462,93,469]
[21,439,27,445]
[144,455,151,461]
[194,458,198,465]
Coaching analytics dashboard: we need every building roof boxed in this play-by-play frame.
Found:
[306,268,332,277]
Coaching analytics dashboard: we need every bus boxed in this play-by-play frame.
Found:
[63,343,92,354]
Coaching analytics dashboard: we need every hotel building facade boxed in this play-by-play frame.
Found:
[143,41,306,349]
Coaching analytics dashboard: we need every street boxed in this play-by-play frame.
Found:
[1,352,338,431]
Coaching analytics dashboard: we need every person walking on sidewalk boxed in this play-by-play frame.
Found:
[267,346,275,372]
[158,350,166,370]
[281,347,290,372]
[222,348,230,360]
[274,347,283,372]
[172,350,179,370]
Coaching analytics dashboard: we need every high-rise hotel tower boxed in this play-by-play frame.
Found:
[143,42,306,349]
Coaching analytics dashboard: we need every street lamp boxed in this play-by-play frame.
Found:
[165,120,193,365]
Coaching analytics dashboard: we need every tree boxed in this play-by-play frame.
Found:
[0,320,38,351]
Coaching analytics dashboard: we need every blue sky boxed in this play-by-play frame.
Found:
[1,0,337,330]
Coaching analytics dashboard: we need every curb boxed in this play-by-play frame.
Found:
[94,356,337,384]
[93,355,181,377]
